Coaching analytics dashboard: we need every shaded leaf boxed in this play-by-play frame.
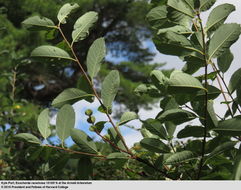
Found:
[142,119,167,140]
[72,11,98,43]
[107,152,129,159]
[199,0,216,12]
[228,68,241,94]
[56,105,75,142]
[177,125,205,138]
[77,157,93,180]
[157,108,196,125]
[37,108,51,139]
[71,129,98,154]
[101,70,120,110]
[165,151,195,164]
[233,145,241,180]
[118,112,138,126]
[57,3,79,24]
[14,133,41,145]
[194,85,221,101]
[140,138,170,153]
[217,49,233,73]
[87,38,106,80]
[22,16,56,31]
[89,121,106,133]
[108,127,125,150]
[207,141,237,160]
[208,24,241,59]
[52,88,94,108]
[213,116,241,136]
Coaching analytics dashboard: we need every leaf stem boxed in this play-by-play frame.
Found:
[196,13,208,180]
[44,144,106,158]
[57,24,130,153]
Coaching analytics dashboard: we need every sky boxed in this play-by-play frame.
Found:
[50,0,241,148]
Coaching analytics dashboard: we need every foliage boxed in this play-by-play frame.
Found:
[2,0,241,180]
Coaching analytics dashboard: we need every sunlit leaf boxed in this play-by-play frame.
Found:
[57,3,79,24]
[37,108,51,139]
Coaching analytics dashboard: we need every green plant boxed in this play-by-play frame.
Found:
[14,0,241,180]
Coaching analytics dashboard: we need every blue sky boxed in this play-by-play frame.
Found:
[48,0,241,147]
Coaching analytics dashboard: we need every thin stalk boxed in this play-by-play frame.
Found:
[45,144,106,158]
[212,64,241,114]
[57,24,130,153]
[211,64,233,117]
[196,13,208,180]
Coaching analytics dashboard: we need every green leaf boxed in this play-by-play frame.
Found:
[77,157,93,180]
[228,68,241,94]
[72,11,98,44]
[118,112,138,126]
[157,108,196,125]
[206,4,235,35]
[142,119,167,140]
[140,138,170,153]
[37,108,51,139]
[208,24,241,60]
[165,151,195,164]
[108,128,125,150]
[213,116,241,136]
[31,45,74,62]
[177,125,205,138]
[107,152,129,159]
[157,25,191,35]
[101,70,120,110]
[165,121,176,139]
[191,100,218,130]
[194,85,221,101]
[207,141,237,160]
[56,105,75,142]
[199,0,216,12]
[89,121,106,133]
[87,38,106,80]
[217,49,233,73]
[168,71,205,94]
[52,88,94,108]
[154,32,199,56]
[14,133,41,145]
[167,0,195,18]
[150,70,169,91]
[146,6,169,29]
[22,16,56,31]
[71,129,98,154]
[57,3,79,24]
[233,145,241,180]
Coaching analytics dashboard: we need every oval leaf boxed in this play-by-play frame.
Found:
[57,3,79,24]
[217,49,233,73]
[72,11,98,44]
[167,0,195,18]
[22,16,56,31]
[142,119,167,140]
[31,45,74,62]
[157,108,196,125]
[56,104,75,142]
[101,70,120,110]
[177,125,205,138]
[168,71,205,94]
[206,4,235,35]
[208,23,241,59]
[14,133,41,145]
[87,38,106,80]
[71,129,97,154]
[207,141,237,160]
[37,108,51,139]
[118,112,138,126]
[52,88,94,108]
[107,152,129,160]
[213,116,241,136]
[140,138,170,153]
[77,157,93,180]
[199,0,216,12]
[165,151,195,164]
[228,68,241,94]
